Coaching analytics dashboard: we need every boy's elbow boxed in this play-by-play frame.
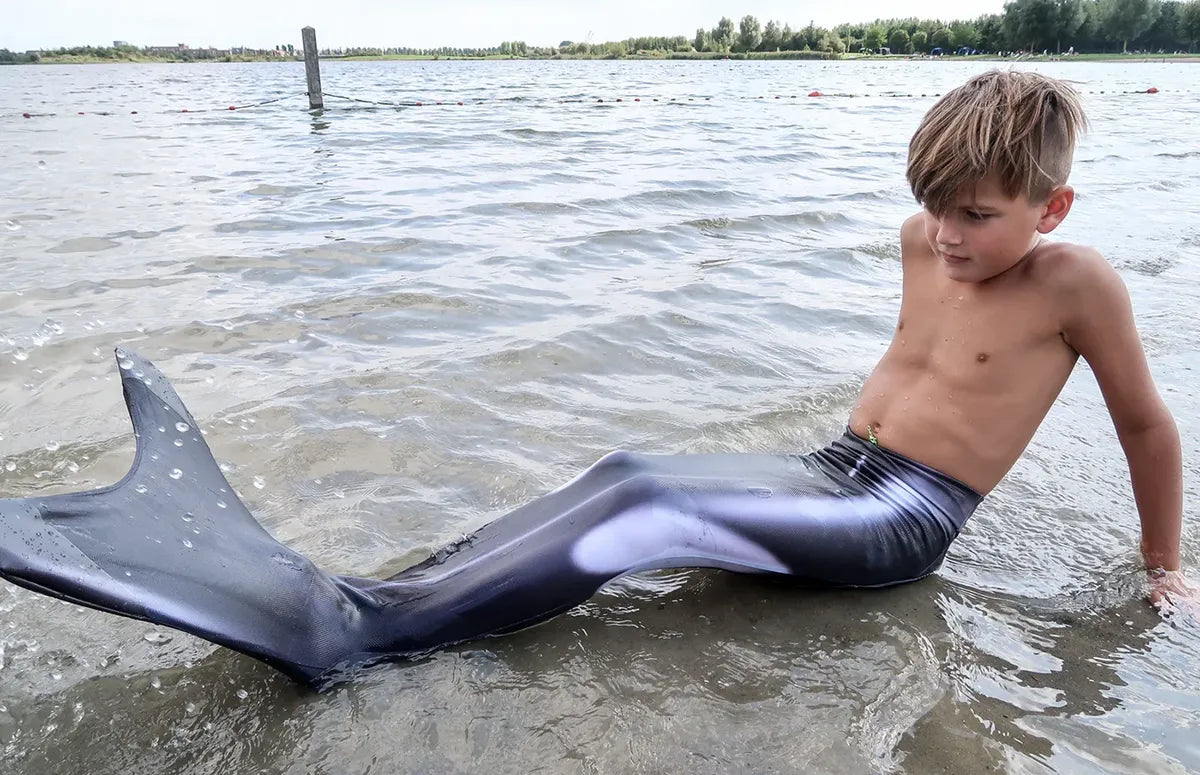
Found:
[1114,404,1178,444]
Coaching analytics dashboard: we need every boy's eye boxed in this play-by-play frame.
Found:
[964,211,991,221]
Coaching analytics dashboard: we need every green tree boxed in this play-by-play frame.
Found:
[713,16,735,51]
[761,19,783,50]
[950,20,981,48]
[911,29,930,51]
[932,27,954,48]
[1138,0,1183,49]
[737,15,763,52]
[1184,0,1200,49]
[1003,0,1061,51]
[820,31,846,52]
[1057,0,1087,51]
[863,24,888,51]
[889,27,911,52]
[1105,0,1162,51]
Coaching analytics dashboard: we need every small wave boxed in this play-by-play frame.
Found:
[46,237,121,254]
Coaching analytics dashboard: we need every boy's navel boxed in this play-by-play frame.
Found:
[976,352,989,363]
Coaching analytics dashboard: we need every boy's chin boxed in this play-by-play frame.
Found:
[939,255,980,281]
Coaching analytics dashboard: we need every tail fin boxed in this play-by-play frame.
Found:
[0,349,366,685]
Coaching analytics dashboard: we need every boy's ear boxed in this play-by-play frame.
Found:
[1036,185,1074,233]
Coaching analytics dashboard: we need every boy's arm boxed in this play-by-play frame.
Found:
[1060,250,1187,597]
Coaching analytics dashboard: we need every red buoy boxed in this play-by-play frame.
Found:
[457,101,463,106]
[182,109,189,113]
[131,110,138,115]
[228,105,236,110]
[808,90,823,97]
[1147,86,1159,94]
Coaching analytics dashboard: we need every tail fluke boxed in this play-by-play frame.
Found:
[0,349,366,685]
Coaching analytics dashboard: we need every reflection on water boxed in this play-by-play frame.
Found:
[1,59,1199,773]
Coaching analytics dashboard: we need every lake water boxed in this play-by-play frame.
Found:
[1,58,1199,774]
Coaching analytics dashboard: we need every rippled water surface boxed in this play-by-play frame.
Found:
[1,59,1199,773]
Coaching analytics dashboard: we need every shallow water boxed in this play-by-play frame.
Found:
[1,59,1199,773]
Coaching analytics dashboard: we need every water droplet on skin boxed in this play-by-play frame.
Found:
[174,439,183,447]
[236,689,249,700]
[135,484,147,494]
[747,486,772,498]
[182,512,194,522]
[181,539,192,548]
[175,422,189,433]
[124,571,131,576]
[216,500,227,509]
[158,426,166,433]
[169,468,182,480]
[253,476,265,489]
[119,358,134,370]
[150,453,159,461]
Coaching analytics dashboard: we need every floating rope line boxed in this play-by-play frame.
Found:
[10,86,1172,119]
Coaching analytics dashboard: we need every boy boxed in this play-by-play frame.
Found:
[0,71,1190,687]
[852,69,1189,608]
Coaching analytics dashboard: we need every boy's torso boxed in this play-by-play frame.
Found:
[849,213,1083,493]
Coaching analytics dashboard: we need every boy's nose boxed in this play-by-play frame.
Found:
[936,221,963,246]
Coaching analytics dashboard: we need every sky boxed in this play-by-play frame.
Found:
[2,0,1010,51]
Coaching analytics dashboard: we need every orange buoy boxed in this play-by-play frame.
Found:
[808,90,823,97]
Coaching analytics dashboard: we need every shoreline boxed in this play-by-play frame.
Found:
[16,52,1199,65]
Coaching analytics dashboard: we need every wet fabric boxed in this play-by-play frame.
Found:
[0,349,983,687]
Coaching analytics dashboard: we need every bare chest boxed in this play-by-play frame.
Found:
[891,277,1072,383]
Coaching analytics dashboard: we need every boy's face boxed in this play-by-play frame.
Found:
[923,176,1073,283]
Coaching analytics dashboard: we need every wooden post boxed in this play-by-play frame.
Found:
[302,26,323,110]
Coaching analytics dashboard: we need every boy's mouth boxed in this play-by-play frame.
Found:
[940,252,970,263]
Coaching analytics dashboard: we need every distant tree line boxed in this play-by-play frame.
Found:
[327,0,1200,58]
[691,0,1200,55]
[6,0,1200,64]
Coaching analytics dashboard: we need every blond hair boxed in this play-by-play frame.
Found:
[907,70,1087,215]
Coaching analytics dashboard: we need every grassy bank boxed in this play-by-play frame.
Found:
[21,51,1199,65]
[31,53,291,64]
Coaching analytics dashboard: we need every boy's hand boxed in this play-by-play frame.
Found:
[1148,569,1200,618]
